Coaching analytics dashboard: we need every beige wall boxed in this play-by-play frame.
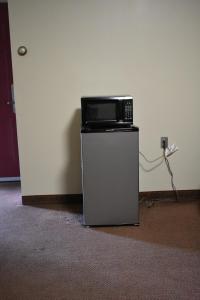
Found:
[8,0,200,196]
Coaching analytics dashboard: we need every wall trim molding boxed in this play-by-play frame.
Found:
[22,190,200,205]
[22,194,82,205]
[139,189,200,200]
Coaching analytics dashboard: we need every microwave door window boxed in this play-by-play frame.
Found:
[86,103,117,121]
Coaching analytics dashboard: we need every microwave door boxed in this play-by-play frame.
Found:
[85,101,118,125]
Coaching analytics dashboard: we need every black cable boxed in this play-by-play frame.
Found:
[163,149,178,201]
[139,151,163,163]
[139,158,164,172]
[139,151,164,172]
[139,197,155,208]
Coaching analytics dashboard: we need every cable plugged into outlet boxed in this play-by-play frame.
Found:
[161,137,168,149]
[161,137,179,201]
[139,137,179,203]
[165,144,179,157]
[161,137,178,157]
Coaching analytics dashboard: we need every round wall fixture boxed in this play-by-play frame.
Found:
[17,46,27,56]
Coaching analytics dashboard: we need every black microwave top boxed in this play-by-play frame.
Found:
[81,95,133,101]
[81,95,133,129]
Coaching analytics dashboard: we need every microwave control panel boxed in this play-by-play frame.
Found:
[124,100,133,121]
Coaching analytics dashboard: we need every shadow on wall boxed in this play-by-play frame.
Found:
[61,109,82,195]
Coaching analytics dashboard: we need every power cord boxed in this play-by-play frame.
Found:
[139,159,164,172]
[139,197,155,208]
[139,151,163,163]
[139,151,164,172]
[163,149,178,201]
[139,148,178,202]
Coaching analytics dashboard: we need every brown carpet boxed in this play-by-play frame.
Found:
[97,200,200,251]
[0,183,200,300]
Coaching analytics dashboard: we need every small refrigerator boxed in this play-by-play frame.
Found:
[81,126,139,226]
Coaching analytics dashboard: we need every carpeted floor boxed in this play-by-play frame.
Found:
[0,183,200,300]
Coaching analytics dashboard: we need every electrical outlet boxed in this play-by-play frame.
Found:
[161,137,168,149]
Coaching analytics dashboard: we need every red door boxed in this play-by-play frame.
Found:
[0,3,20,179]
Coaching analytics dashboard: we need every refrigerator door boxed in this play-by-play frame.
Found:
[81,131,139,226]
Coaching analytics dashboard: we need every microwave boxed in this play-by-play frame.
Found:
[81,95,133,129]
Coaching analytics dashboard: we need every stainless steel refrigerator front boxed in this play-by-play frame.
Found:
[81,129,139,226]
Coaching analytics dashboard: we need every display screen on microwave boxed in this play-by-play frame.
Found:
[86,102,117,121]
